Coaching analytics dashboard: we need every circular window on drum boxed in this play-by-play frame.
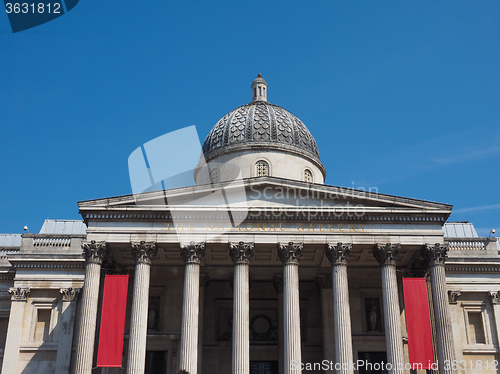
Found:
[256,160,269,177]
[303,169,313,183]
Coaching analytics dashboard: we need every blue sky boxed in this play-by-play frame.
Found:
[1,1,499,236]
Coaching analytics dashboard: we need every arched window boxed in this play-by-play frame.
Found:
[211,169,220,183]
[256,161,269,177]
[304,169,313,183]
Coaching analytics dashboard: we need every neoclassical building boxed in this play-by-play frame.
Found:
[0,75,499,374]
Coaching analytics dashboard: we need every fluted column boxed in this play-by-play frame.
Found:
[179,242,205,374]
[229,241,254,374]
[74,241,108,374]
[1,288,30,374]
[126,241,157,374]
[315,276,335,374]
[198,274,210,374]
[423,244,456,374]
[278,242,303,374]
[326,243,353,374]
[373,243,404,374]
[273,275,285,374]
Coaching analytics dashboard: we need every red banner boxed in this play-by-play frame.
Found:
[402,278,434,369]
[97,275,129,367]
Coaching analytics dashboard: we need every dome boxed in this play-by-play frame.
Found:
[202,76,324,176]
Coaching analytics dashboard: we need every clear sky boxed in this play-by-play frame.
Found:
[1,1,499,236]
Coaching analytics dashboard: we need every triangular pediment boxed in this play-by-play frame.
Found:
[78,177,452,223]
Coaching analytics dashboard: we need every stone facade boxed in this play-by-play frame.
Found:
[0,77,499,374]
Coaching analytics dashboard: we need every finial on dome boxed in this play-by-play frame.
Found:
[251,74,267,102]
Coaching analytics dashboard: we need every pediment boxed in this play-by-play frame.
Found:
[78,177,452,223]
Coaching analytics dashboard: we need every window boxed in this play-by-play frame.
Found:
[34,309,51,341]
[303,169,313,183]
[468,312,485,344]
[461,301,493,350]
[211,169,220,183]
[256,161,269,177]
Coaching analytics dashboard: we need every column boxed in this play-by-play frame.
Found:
[273,275,284,374]
[315,276,335,374]
[278,242,303,374]
[197,274,210,374]
[74,240,108,374]
[326,243,353,374]
[423,244,456,374]
[229,241,254,374]
[55,288,81,374]
[449,291,464,374]
[126,241,157,374]
[178,242,205,374]
[1,288,30,374]
[373,243,405,374]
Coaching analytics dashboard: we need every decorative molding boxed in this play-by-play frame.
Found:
[131,241,157,265]
[315,275,333,290]
[489,291,500,305]
[180,242,205,264]
[325,242,351,266]
[372,243,401,266]
[82,240,108,265]
[229,242,254,265]
[273,275,283,294]
[60,288,82,302]
[448,290,462,304]
[446,265,500,273]
[278,242,303,265]
[9,287,30,301]
[423,243,448,267]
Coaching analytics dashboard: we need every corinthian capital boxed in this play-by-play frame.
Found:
[422,243,448,267]
[373,243,401,266]
[278,242,303,265]
[9,287,30,301]
[131,241,157,265]
[82,240,108,265]
[229,242,254,265]
[60,288,82,302]
[325,242,352,266]
[490,291,500,305]
[180,242,205,264]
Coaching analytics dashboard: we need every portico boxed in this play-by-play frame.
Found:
[74,176,455,374]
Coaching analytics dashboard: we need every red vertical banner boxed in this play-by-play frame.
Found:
[402,278,434,369]
[97,275,129,367]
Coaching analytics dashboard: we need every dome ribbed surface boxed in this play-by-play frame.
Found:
[202,101,321,164]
